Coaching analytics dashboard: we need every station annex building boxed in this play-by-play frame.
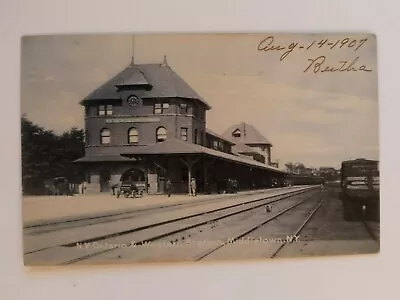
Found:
[75,58,287,194]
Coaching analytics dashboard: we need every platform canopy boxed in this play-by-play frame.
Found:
[74,154,135,163]
[118,138,286,174]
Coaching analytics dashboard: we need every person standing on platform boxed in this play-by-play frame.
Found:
[205,180,211,195]
[111,183,116,195]
[81,180,86,194]
[190,178,197,196]
[166,179,172,197]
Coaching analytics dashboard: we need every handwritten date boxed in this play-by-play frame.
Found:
[257,36,369,61]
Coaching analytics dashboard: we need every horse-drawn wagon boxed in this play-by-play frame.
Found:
[116,181,146,198]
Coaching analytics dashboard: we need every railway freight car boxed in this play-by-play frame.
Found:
[339,158,379,221]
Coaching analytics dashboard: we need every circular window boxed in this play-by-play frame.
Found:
[127,95,141,108]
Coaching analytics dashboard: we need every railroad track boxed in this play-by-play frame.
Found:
[270,196,325,258]
[194,193,325,260]
[24,186,314,255]
[265,194,379,259]
[24,186,318,265]
[361,215,380,242]
[24,186,301,235]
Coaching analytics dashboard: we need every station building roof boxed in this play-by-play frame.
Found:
[222,122,272,146]
[80,62,211,109]
[205,128,235,145]
[232,142,266,156]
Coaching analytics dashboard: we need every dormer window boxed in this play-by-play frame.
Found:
[232,129,241,138]
[218,141,223,150]
[213,140,218,150]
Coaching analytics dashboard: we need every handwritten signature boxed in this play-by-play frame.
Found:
[304,56,372,73]
[257,36,369,61]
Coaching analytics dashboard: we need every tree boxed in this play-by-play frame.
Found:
[21,116,85,194]
[21,116,58,194]
[284,162,310,174]
[58,127,85,183]
[285,162,294,173]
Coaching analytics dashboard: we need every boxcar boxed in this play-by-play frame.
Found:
[339,158,379,221]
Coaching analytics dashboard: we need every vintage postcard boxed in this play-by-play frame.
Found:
[21,33,379,266]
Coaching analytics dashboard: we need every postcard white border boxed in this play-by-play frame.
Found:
[1,0,398,299]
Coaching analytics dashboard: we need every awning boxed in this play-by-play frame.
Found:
[119,139,286,173]
[74,154,134,163]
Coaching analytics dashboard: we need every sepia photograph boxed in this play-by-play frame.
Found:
[21,33,379,266]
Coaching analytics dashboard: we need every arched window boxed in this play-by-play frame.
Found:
[128,127,138,144]
[156,127,167,142]
[100,128,111,144]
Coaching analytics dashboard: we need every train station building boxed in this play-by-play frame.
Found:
[75,58,286,194]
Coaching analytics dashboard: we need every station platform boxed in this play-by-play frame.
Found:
[22,186,309,227]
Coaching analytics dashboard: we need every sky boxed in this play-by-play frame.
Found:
[20,33,379,168]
